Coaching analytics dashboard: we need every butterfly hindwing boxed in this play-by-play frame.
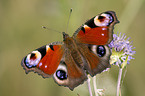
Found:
[53,51,87,90]
[53,35,88,90]
[21,42,64,78]
[77,43,111,76]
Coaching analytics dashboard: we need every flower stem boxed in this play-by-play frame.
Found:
[93,76,99,96]
[116,68,123,96]
[87,75,93,96]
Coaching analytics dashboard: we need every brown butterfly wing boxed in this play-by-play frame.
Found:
[77,43,111,76]
[53,49,87,90]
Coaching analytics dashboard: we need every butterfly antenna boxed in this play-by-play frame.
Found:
[66,8,72,33]
[42,26,61,34]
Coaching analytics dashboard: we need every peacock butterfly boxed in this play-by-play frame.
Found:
[21,11,119,90]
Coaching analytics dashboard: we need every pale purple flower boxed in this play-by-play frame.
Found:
[108,32,136,68]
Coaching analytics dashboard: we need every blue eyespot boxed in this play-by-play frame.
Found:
[56,70,67,80]
[97,45,106,57]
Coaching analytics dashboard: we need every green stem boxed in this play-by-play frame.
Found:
[116,68,123,96]
[93,76,99,96]
[87,75,93,96]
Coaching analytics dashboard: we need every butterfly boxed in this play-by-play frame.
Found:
[21,11,119,90]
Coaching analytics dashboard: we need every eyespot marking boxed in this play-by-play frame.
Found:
[94,13,114,26]
[88,45,106,57]
[97,45,106,57]
[56,70,67,80]
[24,51,42,68]
[98,16,106,22]
[30,53,36,60]
[53,60,68,84]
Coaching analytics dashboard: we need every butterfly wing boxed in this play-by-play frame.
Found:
[77,43,111,76]
[73,11,119,76]
[53,49,87,90]
[73,11,119,45]
[21,42,64,78]
[21,41,87,90]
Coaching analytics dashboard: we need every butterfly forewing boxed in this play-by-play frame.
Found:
[73,11,119,45]
[21,42,64,78]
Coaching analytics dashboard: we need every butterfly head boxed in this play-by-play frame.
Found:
[62,32,71,41]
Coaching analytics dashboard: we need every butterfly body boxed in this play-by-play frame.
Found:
[21,11,119,90]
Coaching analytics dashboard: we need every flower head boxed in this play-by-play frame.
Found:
[108,32,136,69]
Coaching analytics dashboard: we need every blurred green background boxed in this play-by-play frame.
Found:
[0,0,145,96]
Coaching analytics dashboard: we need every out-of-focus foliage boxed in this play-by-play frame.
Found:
[0,0,144,96]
